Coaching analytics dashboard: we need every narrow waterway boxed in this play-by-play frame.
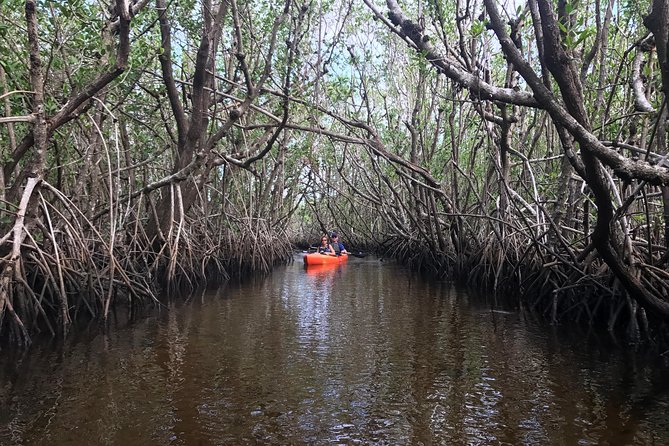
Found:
[1,256,669,445]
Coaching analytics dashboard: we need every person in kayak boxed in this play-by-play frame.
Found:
[316,235,336,255]
[330,232,348,256]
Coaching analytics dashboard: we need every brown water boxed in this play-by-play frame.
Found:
[1,257,669,445]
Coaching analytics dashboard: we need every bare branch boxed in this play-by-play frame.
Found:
[376,0,539,107]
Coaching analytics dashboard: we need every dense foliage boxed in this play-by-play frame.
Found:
[2,0,669,345]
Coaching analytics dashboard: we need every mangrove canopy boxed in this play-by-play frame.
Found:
[2,0,669,345]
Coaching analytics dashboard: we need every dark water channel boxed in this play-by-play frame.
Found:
[1,256,669,445]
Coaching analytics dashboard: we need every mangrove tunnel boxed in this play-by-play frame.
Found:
[3,0,669,442]
[3,0,669,346]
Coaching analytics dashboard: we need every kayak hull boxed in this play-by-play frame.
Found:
[303,253,348,265]
[304,262,340,275]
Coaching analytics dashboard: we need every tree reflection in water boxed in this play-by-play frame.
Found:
[0,258,668,445]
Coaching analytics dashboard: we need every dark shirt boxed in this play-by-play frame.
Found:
[332,241,345,255]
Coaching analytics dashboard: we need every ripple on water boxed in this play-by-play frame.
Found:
[1,260,669,445]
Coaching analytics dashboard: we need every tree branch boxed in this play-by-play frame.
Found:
[377,0,539,107]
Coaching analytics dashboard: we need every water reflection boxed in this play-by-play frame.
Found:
[1,257,669,445]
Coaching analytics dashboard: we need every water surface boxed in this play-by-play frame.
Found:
[1,257,668,445]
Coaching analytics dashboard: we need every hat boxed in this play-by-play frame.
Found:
[330,232,338,238]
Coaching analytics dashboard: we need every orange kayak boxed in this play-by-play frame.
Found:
[303,252,349,265]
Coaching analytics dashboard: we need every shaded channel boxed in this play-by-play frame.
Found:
[1,256,669,445]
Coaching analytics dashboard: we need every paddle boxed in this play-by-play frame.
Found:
[308,233,368,258]
[305,246,366,257]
